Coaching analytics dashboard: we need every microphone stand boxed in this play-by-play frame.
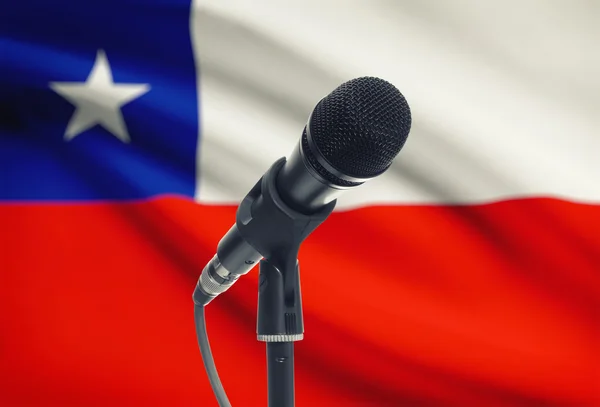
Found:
[234,158,336,407]
[257,260,301,407]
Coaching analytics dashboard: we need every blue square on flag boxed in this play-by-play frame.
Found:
[0,0,198,200]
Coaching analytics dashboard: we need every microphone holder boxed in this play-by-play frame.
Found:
[235,158,336,407]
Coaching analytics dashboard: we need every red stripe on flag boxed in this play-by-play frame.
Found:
[1,197,598,406]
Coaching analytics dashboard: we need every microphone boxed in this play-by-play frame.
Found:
[194,77,412,306]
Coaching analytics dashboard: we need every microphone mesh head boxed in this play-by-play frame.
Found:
[309,77,411,179]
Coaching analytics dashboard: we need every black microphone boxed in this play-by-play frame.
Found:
[194,77,412,305]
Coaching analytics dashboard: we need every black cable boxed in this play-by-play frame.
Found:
[193,304,232,407]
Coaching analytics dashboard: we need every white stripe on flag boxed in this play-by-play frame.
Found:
[191,0,600,209]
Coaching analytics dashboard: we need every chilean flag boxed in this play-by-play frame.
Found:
[1,0,599,406]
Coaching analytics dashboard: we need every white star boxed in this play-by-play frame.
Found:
[50,49,150,143]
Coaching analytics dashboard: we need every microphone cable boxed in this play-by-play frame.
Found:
[193,304,232,407]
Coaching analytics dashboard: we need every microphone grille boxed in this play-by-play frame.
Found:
[309,77,411,178]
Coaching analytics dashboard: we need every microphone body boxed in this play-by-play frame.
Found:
[276,127,351,214]
[194,77,412,305]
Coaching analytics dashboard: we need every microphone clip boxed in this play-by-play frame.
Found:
[235,157,336,341]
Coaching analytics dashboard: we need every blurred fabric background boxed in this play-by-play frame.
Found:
[194,0,599,206]
[1,0,599,406]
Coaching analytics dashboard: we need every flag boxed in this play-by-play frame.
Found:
[1,0,599,406]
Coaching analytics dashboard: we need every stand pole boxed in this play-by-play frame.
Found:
[257,259,304,407]
[266,342,294,407]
